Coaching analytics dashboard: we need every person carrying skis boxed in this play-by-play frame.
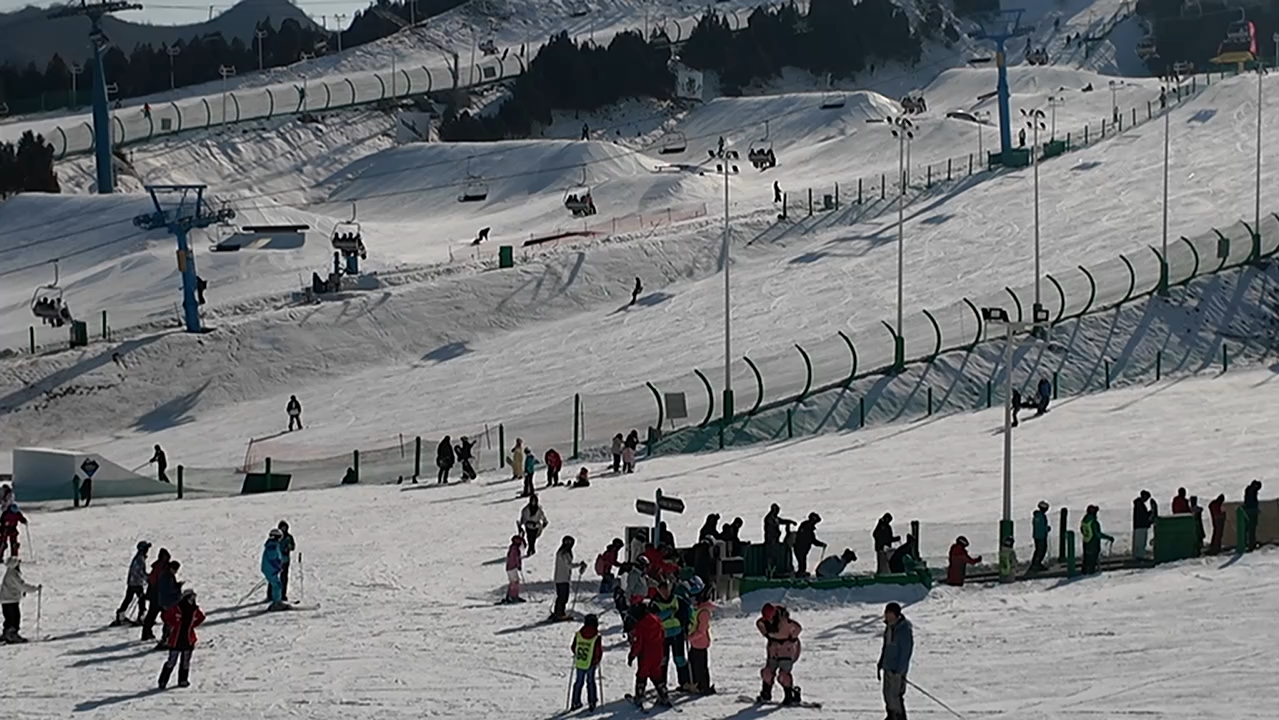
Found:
[815,548,857,578]
[1030,501,1051,572]
[628,601,671,709]
[792,512,827,577]
[0,501,28,561]
[1080,505,1113,574]
[262,527,287,610]
[436,436,455,484]
[551,536,586,621]
[510,438,525,481]
[115,541,151,626]
[455,436,477,481]
[946,536,981,586]
[522,448,538,497]
[878,602,914,720]
[652,579,692,690]
[276,521,296,602]
[756,603,803,705]
[610,434,624,473]
[141,548,172,641]
[149,444,170,483]
[873,513,900,574]
[686,577,715,694]
[1,556,41,643]
[504,535,525,603]
[544,448,563,487]
[158,587,205,689]
[286,395,303,431]
[595,538,624,594]
[570,614,604,710]
[519,495,547,556]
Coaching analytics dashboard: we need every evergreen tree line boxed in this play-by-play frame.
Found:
[0,0,465,114]
[0,131,60,197]
[1138,0,1279,71]
[442,0,925,141]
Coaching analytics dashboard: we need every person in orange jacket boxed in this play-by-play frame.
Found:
[687,583,715,694]
[946,536,981,586]
[628,602,670,709]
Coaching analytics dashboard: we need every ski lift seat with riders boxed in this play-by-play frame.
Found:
[30,261,72,327]
[330,206,367,260]
[563,167,597,217]
[1225,8,1249,44]
[457,157,490,203]
[747,121,776,171]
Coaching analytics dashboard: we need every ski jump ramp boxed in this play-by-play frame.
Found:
[11,447,174,503]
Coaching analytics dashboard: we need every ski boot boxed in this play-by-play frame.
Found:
[158,665,173,689]
[177,667,190,688]
[111,611,129,627]
[755,682,773,704]
[782,685,801,706]
[7,629,28,643]
[654,683,672,707]
[268,601,291,611]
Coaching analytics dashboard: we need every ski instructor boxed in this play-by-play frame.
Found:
[877,602,914,720]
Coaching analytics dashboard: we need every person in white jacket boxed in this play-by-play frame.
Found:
[2,556,42,643]
[550,536,586,622]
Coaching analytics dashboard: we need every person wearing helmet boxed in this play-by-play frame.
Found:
[158,587,205,689]
[115,541,151,626]
[274,522,296,602]
[569,614,603,710]
[1080,505,1113,575]
[756,603,804,705]
[0,500,27,562]
[626,554,651,606]
[519,495,548,556]
[1,556,42,643]
[686,577,716,694]
[652,580,693,690]
[262,528,287,610]
[815,548,857,579]
[628,601,670,709]
[792,513,827,578]
[503,535,526,603]
[946,536,982,587]
[1030,501,1052,573]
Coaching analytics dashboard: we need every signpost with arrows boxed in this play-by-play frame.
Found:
[636,488,685,545]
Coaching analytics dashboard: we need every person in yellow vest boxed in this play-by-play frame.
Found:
[570,614,604,711]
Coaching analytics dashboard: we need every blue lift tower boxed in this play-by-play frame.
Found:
[48,0,143,194]
[973,9,1030,164]
[133,185,235,333]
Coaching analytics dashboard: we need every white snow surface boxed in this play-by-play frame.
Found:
[5,368,1279,718]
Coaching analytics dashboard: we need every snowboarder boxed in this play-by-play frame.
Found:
[519,495,547,556]
[158,587,204,689]
[544,448,563,486]
[629,601,671,709]
[510,438,525,481]
[873,513,900,574]
[878,602,913,720]
[687,579,715,694]
[456,436,477,481]
[570,614,603,710]
[262,527,287,610]
[763,504,795,576]
[503,535,525,603]
[792,512,826,577]
[115,541,151,626]
[286,395,303,431]
[436,436,455,484]
[149,445,170,483]
[815,548,857,578]
[652,579,692,690]
[610,434,624,473]
[276,521,296,602]
[756,603,803,705]
[1244,479,1262,551]
[630,277,643,306]
[522,448,538,497]
[1030,501,1051,572]
[946,536,981,586]
[141,548,172,641]
[551,536,586,621]
[595,538,624,594]
[1132,490,1155,560]
[622,430,639,473]
[0,502,27,561]
[1208,493,1226,553]
[1,556,41,643]
[1080,504,1113,574]
[1171,487,1191,514]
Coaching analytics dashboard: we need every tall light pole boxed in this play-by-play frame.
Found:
[255,29,267,71]
[1254,61,1264,263]
[218,64,236,127]
[334,14,347,52]
[981,306,1048,583]
[1021,108,1046,324]
[1158,72,1184,295]
[167,46,180,91]
[1046,94,1064,139]
[70,62,83,108]
[890,117,914,371]
[709,143,739,421]
[1108,80,1120,124]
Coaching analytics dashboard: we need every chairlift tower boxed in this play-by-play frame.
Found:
[48,0,144,195]
[973,8,1029,162]
[133,185,235,333]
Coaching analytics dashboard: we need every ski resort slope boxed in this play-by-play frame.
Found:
[6,369,1278,719]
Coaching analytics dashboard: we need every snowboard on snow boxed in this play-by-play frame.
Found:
[736,694,822,709]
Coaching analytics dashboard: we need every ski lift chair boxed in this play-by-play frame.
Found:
[659,132,688,155]
[479,39,498,56]
[820,92,846,110]
[458,177,489,203]
[564,189,596,217]
[1225,12,1250,45]
[330,222,367,259]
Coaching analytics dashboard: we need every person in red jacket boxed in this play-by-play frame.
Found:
[628,602,671,709]
[946,536,981,587]
[1171,488,1191,514]
[158,587,205,689]
[544,449,563,487]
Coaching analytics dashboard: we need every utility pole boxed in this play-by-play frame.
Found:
[256,29,267,72]
[166,46,180,91]
[1021,107,1047,324]
[890,117,914,372]
[972,9,1029,163]
[710,142,740,423]
[334,14,347,52]
[47,0,144,194]
[218,65,236,127]
[69,63,83,108]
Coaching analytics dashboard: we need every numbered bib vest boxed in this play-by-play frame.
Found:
[573,631,598,670]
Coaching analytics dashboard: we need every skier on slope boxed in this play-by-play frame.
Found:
[630,277,644,306]
[158,587,205,689]
[503,535,525,603]
[569,614,604,711]
[755,603,804,705]
[551,536,587,621]
[114,541,151,626]
[1080,505,1113,574]
[286,395,303,431]
[522,448,538,497]
[276,521,296,602]
[519,495,547,556]
[510,438,526,481]
[153,559,184,648]
[878,602,914,720]
[622,431,640,473]
[262,527,288,611]
[686,578,716,694]
[1029,501,1051,572]
[544,448,563,487]
[628,601,672,709]
[595,538,624,595]
[149,445,170,483]
[455,436,477,482]
[946,536,981,587]
[1,556,42,643]
[141,548,172,641]
[0,501,28,561]
[436,436,455,484]
[652,579,692,690]
[610,434,624,473]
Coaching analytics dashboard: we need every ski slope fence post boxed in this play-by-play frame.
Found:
[858,396,865,429]
[1058,508,1069,562]
[926,165,932,188]
[1104,361,1111,389]
[101,310,109,339]
[28,327,34,354]
[572,393,581,459]
[1065,530,1077,577]
[1052,371,1059,399]
[177,465,184,499]
[1222,344,1229,372]
[414,437,422,480]
[985,381,992,409]
[834,183,839,210]
[881,173,886,199]
[807,188,813,216]
[265,458,272,488]
[927,387,933,416]
[353,449,360,484]
[857,178,862,204]
[499,425,505,468]
[1235,507,1248,554]
[786,408,793,439]
[1156,352,1162,380]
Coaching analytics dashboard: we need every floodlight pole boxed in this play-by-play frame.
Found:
[712,146,737,421]
[892,120,913,371]
[1254,62,1264,263]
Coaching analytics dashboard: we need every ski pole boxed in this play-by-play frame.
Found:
[24,524,35,564]
[298,552,305,604]
[598,667,604,704]
[569,565,585,614]
[565,667,574,711]
[36,586,42,640]
[237,579,267,605]
[906,678,966,720]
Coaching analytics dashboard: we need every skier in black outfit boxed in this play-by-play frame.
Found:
[718,517,743,556]
[1035,377,1052,414]
[436,436,455,484]
[1243,480,1262,550]
[763,505,795,576]
[873,514,900,574]
[456,436,477,481]
[115,541,151,626]
[276,521,296,601]
[287,396,303,431]
[149,445,169,483]
[698,514,721,543]
[792,513,827,577]
[630,278,643,306]
[773,181,782,203]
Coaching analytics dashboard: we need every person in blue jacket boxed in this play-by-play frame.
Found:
[1029,501,1051,572]
[262,528,287,610]
[877,602,914,720]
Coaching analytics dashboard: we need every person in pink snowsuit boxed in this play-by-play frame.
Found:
[504,535,525,603]
[756,603,804,705]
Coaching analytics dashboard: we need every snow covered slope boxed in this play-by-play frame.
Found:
[5,367,1278,718]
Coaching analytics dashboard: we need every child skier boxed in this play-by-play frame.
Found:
[1,556,41,643]
[277,521,297,601]
[595,538,623,595]
[544,448,563,486]
[114,541,151,626]
[519,495,547,556]
[570,614,604,710]
[0,501,27,561]
[262,527,287,610]
[756,603,804,705]
[503,535,525,603]
[158,587,205,688]
[522,449,538,497]
[687,578,715,694]
[456,436,477,481]
[628,602,671,709]
[622,431,639,473]
[652,580,692,690]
